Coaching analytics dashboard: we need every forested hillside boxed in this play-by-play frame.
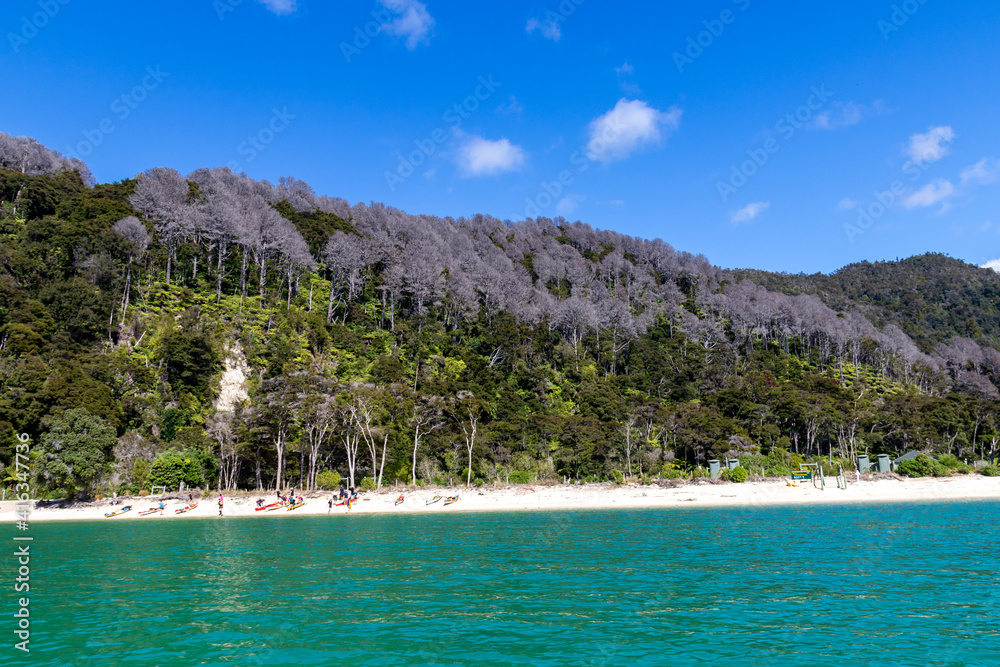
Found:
[2,131,999,498]
[734,254,1000,352]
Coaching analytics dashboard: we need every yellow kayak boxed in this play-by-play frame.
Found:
[104,505,132,518]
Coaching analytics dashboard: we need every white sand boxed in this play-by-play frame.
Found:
[3,475,999,523]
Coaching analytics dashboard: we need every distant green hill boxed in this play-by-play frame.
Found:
[733,253,1000,352]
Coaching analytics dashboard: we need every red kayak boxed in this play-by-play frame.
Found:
[335,494,360,507]
[255,502,285,512]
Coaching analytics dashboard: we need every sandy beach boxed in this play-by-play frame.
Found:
[3,475,999,523]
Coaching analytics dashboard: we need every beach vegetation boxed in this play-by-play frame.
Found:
[316,470,342,489]
[936,454,972,474]
[508,471,532,484]
[896,454,951,478]
[37,408,116,495]
[148,448,215,491]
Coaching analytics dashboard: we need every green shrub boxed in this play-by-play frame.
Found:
[610,469,624,484]
[979,465,1000,477]
[148,449,213,491]
[730,466,749,483]
[659,463,688,480]
[896,454,951,478]
[132,460,151,490]
[359,477,376,491]
[475,478,484,487]
[736,454,791,478]
[937,454,972,474]
[508,470,532,484]
[316,470,342,490]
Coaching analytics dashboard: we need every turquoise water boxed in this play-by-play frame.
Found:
[6,501,999,666]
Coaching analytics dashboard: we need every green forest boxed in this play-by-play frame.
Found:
[2,132,1000,499]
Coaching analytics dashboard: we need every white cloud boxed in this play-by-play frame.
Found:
[838,197,860,210]
[379,0,435,50]
[810,101,866,130]
[981,259,1000,272]
[586,99,682,163]
[496,95,523,115]
[458,136,526,177]
[614,63,640,95]
[730,201,770,224]
[258,0,296,15]
[904,179,956,209]
[526,17,561,42]
[906,126,956,165]
[556,195,584,217]
[960,157,1000,186]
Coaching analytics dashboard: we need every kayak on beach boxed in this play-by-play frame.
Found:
[138,507,160,516]
[335,494,360,507]
[287,501,306,511]
[175,502,198,514]
[395,494,405,506]
[426,495,442,505]
[104,506,132,518]
[443,496,459,506]
[255,502,284,512]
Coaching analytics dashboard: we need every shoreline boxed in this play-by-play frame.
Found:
[3,476,999,523]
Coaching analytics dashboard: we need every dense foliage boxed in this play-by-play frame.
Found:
[2,131,999,498]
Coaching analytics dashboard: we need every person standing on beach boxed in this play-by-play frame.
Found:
[328,496,333,513]
[218,494,224,516]
[158,500,164,516]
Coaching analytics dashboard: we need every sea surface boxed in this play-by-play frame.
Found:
[6,500,1000,666]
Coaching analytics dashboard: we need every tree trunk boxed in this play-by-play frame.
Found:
[378,431,389,489]
[216,242,226,303]
[411,426,421,487]
[165,239,173,285]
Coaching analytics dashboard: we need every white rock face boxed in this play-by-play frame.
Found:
[215,343,249,413]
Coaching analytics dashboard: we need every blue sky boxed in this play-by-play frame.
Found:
[3,0,999,274]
